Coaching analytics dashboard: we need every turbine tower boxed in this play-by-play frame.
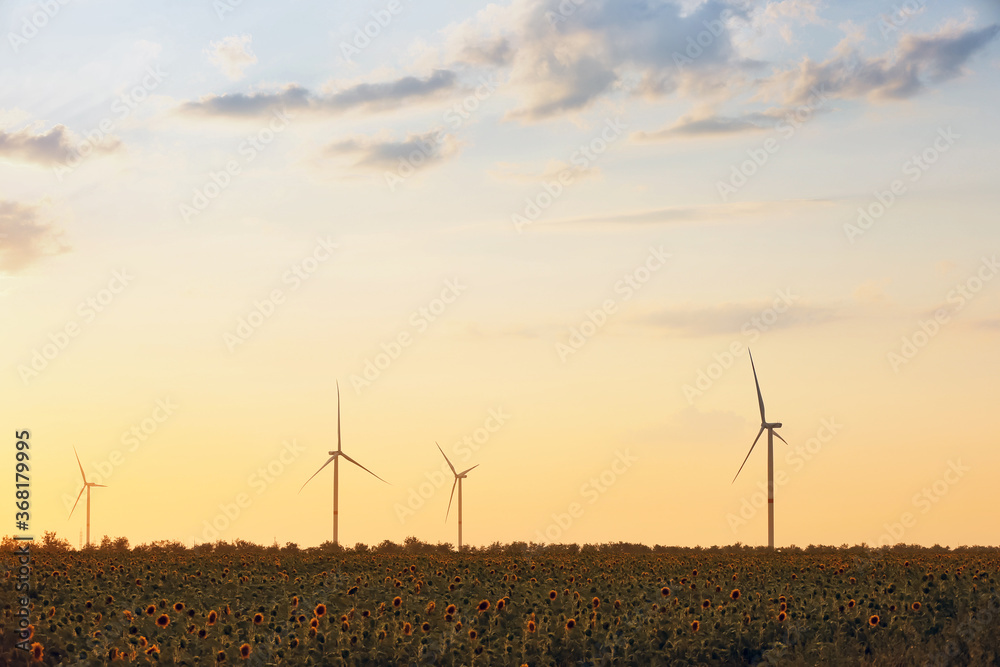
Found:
[300,381,388,545]
[732,350,787,549]
[436,443,478,551]
[69,447,107,548]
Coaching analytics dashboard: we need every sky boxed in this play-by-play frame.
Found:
[2,0,999,550]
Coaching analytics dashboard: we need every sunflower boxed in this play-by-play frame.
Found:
[108,647,119,660]
[421,622,431,633]
[314,603,326,618]
[661,587,671,597]
[291,596,299,607]
[156,614,170,628]
[207,610,218,625]
[565,618,576,630]
[239,643,251,659]
[702,599,711,609]
[497,599,506,611]
[145,645,160,656]
[253,613,264,625]
[30,642,44,661]
[445,604,457,615]
[848,599,856,609]
[216,649,226,662]
[468,629,478,640]
[731,589,741,600]
[869,614,880,627]
[691,620,700,632]
[778,611,787,622]
[145,605,156,616]
[289,638,299,648]
[174,602,185,612]
[912,601,922,611]
[392,596,402,608]
[477,599,490,612]
[198,628,208,639]
[527,620,537,633]
[426,601,436,614]
[592,597,600,609]
[348,586,358,595]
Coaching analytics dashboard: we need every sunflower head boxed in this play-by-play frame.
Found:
[869,614,880,627]
[156,614,170,628]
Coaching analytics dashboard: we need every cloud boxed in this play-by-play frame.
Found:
[764,23,1000,105]
[537,199,832,228]
[0,201,69,273]
[180,70,458,117]
[638,302,839,337]
[205,34,258,81]
[445,0,753,121]
[635,109,787,139]
[328,129,460,170]
[0,125,120,166]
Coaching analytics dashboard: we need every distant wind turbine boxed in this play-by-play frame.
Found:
[437,442,478,551]
[732,350,787,549]
[69,447,107,548]
[300,381,388,545]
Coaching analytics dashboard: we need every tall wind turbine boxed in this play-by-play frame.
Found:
[436,443,478,551]
[732,350,787,549]
[69,447,107,548]
[300,382,388,545]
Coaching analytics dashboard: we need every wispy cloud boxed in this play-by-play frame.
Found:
[205,34,258,81]
[0,125,120,166]
[180,70,458,117]
[328,129,460,170]
[0,201,70,273]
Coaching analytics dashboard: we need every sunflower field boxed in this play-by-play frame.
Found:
[2,541,998,666]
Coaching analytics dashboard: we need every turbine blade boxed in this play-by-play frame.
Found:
[446,477,458,521]
[749,349,766,423]
[336,381,342,453]
[458,464,479,476]
[74,446,87,484]
[299,455,337,493]
[774,431,789,446]
[732,427,765,484]
[91,484,108,488]
[437,442,456,475]
[69,486,86,518]
[340,452,389,484]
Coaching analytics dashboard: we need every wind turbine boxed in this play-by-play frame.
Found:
[436,442,478,551]
[299,381,388,545]
[732,350,787,549]
[69,447,107,548]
